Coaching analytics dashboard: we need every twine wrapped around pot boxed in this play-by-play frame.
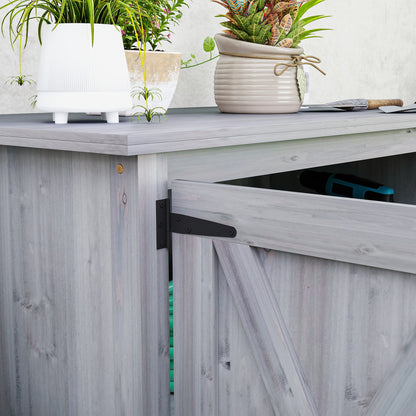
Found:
[219,52,326,77]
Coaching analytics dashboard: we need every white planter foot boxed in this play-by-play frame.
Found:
[54,112,68,124]
[102,112,119,124]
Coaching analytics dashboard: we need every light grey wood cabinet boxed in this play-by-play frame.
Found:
[1,109,416,416]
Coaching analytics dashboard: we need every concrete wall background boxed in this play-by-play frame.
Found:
[1,0,415,113]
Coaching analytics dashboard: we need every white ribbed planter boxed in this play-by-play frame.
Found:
[36,24,131,124]
[214,33,303,114]
[121,50,181,116]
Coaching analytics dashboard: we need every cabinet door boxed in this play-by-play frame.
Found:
[172,180,416,416]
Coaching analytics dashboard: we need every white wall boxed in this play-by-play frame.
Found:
[1,0,415,113]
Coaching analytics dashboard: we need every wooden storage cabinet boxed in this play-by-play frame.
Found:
[1,110,416,416]
[173,153,416,416]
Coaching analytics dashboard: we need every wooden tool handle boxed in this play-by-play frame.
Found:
[367,99,404,109]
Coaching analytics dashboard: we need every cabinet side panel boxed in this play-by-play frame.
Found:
[0,147,118,416]
[70,152,116,415]
[0,146,15,416]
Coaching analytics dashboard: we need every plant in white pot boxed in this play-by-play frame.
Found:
[213,0,329,113]
[116,0,188,118]
[1,0,139,123]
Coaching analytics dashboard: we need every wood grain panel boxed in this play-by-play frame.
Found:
[0,146,15,416]
[212,249,416,416]
[109,155,144,415]
[263,250,416,416]
[136,154,170,416]
[172,180,416,274]
[365,331,416,416]
[0,110,415,156]
[217,261,275,416]
[0,148,170,416]
[173,234,219,416]
[214,241,319,416]
[167,129,416,184]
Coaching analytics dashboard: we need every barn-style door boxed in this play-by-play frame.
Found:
[172,180,416,416]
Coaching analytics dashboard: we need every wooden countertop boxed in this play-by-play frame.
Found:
[0,107,415,156]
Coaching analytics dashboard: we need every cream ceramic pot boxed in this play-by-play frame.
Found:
[36,24,131,124]
[214,33,303,114]
[122,50,181,116]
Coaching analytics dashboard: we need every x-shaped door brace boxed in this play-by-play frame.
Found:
[214,240,416,416]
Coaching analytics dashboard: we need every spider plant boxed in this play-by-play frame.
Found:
[125,2,165,122]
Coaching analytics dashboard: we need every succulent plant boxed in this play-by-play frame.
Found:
[214,0,329,48]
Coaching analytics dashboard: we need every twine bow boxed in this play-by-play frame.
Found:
[274,55,326,76]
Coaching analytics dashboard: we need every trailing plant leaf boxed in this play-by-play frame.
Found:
[181,36,219,69]
[203,36,216,52]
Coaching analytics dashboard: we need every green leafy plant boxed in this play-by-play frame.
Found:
[117,0,189,51]
[214,0,330,48]
[181,36,219,69]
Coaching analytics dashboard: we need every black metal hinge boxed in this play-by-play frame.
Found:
[156,198,237,250]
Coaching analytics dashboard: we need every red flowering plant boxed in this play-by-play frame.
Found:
[117,0,189,50]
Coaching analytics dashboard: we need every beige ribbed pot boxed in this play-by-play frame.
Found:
[214,33,303,114]
[122,50,181,116]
